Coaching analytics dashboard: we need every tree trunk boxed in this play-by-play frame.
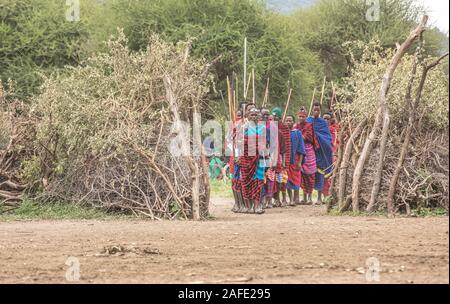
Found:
[351,16,428,212]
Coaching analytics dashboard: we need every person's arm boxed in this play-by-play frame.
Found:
[278,129,286,168]
[297,131,306,168]
[297,154,303,169]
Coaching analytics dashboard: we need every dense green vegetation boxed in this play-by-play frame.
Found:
[1,0,448,113]
[0,0,87,99]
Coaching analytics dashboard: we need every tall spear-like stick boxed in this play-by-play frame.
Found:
[262,77,270,108]
[308,87,317,116]
[231,73,236,115]
[243,37,247,99]
[319,76,326,107]
[226,76,233,122]
[330,81,336,110]
[252,69,256,104]
[233,93,237,120]
[245,75,251,101]
[283,88,293,121]
[234,73,239,106]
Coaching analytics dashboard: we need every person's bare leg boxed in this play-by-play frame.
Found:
[274,185,281,207]
[249,200,256,214]
[317,191,323,205]
[237,192,244,213]
[307,193,313,205]
[299,191,306,205]
[281,191,288,207]
[242,199,250,213]
[255,197,265,214]
[232,190,239,212]
[287,189,293,204]
[294,190,300,205]
[265,196,273,208]
[260,195,266,210]
[288,189,296,206]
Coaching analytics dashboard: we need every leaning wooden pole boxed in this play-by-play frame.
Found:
[351,15,429,213]
[338,118,368,211]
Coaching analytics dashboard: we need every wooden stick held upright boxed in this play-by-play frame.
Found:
[308,87,317,116]
[283,88,293,121]
[330,81,336,110]
[234,73,239,106]
[245,75,251,101]
[243,37,247,99]
[319,76,326,107]
[226,76,233,122]
[231,75,236,121]
[233,90,237,122]
[262,77,270,108]
[252,69,256,104]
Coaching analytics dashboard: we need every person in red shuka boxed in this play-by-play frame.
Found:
[271,107,291,207]
[285,115,306,206]
[295,107,319,205]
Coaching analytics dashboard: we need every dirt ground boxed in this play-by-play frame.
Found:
[0,199,448,284]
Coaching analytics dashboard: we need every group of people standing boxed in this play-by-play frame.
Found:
[228,101,339,215]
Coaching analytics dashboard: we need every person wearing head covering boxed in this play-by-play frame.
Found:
[271,107,291,207]
[285,115,306,206]
[239,107,266,214]
[307,102,333,204]
[295,106,317,204]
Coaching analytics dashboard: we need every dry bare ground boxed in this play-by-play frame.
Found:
[0,199,448,284]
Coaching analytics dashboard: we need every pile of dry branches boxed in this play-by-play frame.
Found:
[0,82,32,209]
[28,31,211,219]
[333,16,449,215]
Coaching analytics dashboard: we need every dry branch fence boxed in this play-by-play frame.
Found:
[1,33,212,219]
[332,16,449,215]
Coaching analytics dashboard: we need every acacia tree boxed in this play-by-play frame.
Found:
[0,0,87,100]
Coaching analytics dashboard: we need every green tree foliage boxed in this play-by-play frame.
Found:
[2,0,447,115]
[0,0,87,100]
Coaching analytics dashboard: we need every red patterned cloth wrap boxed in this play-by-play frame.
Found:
[240,124,263,201]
